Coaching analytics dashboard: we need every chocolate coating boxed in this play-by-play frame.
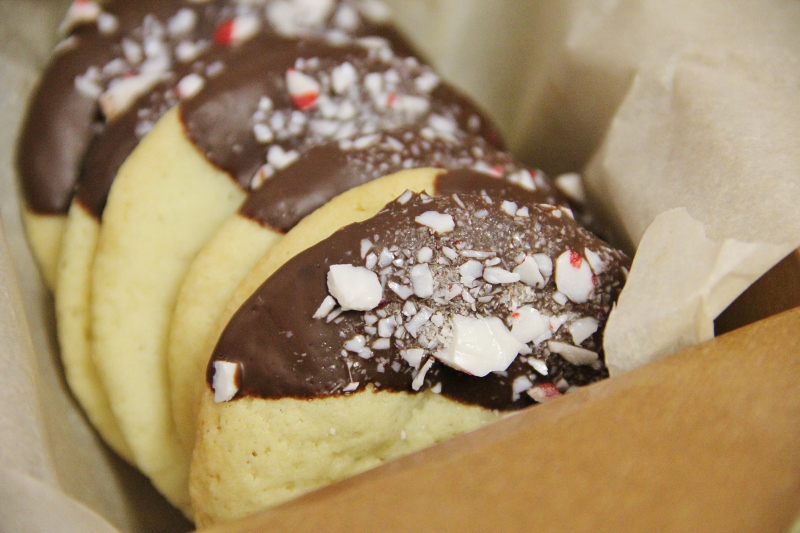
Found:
[239,125,562,233]
[210,179,630,410]
[180,40,504,193]
[18,0,231,214]
[75,35,292,218]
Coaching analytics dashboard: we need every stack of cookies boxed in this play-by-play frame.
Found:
[17,0,629,526]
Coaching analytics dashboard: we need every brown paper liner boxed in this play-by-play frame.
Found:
[208,304,800,533]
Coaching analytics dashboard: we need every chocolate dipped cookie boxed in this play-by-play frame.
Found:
[168,122,560,452]
[53,0,411,489]
[190,175,629,526]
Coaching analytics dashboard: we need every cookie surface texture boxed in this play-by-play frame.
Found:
[90,106,245,513]
[191,387,496,527]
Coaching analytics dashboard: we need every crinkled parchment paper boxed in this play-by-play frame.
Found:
[1,0,799,530]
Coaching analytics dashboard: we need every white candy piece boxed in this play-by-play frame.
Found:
[333,4,359,30]
[428,114,457,136]
[377,316,397,338]
[415,211,455,234]
[378,247,394,267]
[510,305,550,345]
[99,71,164,121]
[533,253,553,279]
[555,250,595,303]
[327,264,383,311]
[548,341,599,366]
[412,358,434,391]
[528,383,561,403]
[483,267,520,284]
[212,361,239,403]
[396,190,413,204]
[549,314,568,333]
[344,335,367,353]
[267,0,336,36]
[405,307,433,338]
[286,68,321,108]
[410,264,434,298]
[74,70,102,100]
[512,375,534,401]
[527,357,549,376]
[168,8,197,37]
[417,246,433,263]
[387,281,413,300]
[312,295,337,319]
[267,145,300,169]
[436,315,524,377]
[227,15,261,45]
[584,248,606,275]
[569,317,599,345]
[414,71,440,93]
[121,38,143,65]
[253,123,275,143]
[501,200,518,216]
[507,169,537,191]
[332,61,358,94]
[513,256,545,288]
[458,259,484,281]
[176,73,205,100]
[372,338,391,350]
[175,40,205,63]
[400,348,425,369]
[360,239,372,258]
[97,13,118,35]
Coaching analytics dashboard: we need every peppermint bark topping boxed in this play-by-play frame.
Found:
[246,45,485,189]
[215,191,628,408]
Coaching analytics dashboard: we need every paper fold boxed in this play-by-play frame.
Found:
[604,208,796,376]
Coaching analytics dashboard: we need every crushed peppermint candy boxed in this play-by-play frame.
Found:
[217,190,630,410]
[555,250,595,303]
[327,264,383,311]
[63,0,406,150]
[241,45,514,191]
[212,360,239,403]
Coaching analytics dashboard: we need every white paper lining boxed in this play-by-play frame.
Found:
[1,0,799,530]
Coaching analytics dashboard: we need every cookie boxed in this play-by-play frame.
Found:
[52,0,253,468]
[53,2,416,511]
[168,123,561,452]
[88,35,492,513]
[189,174,630,526]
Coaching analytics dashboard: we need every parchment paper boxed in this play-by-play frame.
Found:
[1,0,799,531]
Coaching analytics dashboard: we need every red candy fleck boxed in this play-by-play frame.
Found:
[292,92,318,110]
[539,383,561,397]
[569,250,582,268]
[387,92,398,106]
[591,275,597,286]
[214,19,235,45]
[511,311,521,319]
[490,165,504,177]
[286,69,320,110]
